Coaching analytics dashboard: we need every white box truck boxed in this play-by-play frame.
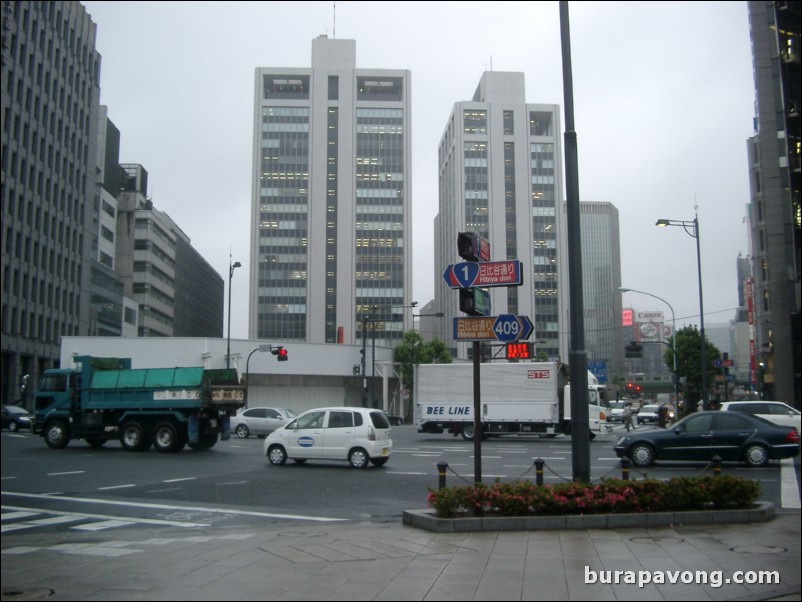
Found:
[414,362,610,440]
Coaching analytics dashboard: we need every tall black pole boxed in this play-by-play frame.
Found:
[560,1,590,482]
[361,314,368,407]
[695,216,707,410]
[226,260,240,370]
[473,341,482,485]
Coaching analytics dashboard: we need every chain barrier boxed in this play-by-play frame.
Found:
[435,453,728,490]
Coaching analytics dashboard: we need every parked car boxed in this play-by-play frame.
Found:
[384,411,404,426]
[613,411,800,468]
[1,405,33,432]
[637,404,659,424]
[720,401,800,433]
[264,407,392,468]
[232,407,296,438]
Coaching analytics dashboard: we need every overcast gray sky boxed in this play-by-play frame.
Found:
[81,1,754,342]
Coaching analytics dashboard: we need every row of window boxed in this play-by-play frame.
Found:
[1,303,77,342]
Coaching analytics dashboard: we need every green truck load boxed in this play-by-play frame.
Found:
[33,356,246,452]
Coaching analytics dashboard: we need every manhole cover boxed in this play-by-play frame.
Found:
[1,588,55,601]
[629,536,685,544]
[731,545,786,554]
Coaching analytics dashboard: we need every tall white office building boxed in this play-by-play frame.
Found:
[434,72,568,360]
[250,36,412,346]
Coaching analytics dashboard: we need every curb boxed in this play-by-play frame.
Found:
[402,501,775,532]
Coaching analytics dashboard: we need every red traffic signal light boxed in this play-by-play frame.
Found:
[271,346,288,361]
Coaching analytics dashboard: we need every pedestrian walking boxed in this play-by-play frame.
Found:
[623,403,634,432]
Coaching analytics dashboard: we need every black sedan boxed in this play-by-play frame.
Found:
[614,411,800,468]
[1,405,33,432]
[384,411,404,426]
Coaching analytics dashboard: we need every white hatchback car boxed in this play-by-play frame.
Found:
[264,407,393,468]
[720,401,801,432]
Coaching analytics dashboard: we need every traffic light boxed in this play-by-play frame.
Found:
[625,341,642,358]
[506,342,532,360]
[457,231,490,263]
[271,346,288,361]
[459,287,491,316]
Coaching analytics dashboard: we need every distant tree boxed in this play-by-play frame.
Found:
[393,331,452,395]
[663,325,720,405]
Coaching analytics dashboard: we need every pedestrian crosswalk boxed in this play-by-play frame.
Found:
[1,505,207,534]
[2,508,137,533]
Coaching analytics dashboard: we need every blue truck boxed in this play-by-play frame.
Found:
[33,356,246,452]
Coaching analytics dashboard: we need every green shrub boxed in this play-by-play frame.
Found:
[427,475,760,518]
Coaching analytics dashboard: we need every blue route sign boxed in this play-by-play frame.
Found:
[442,260,523,289]
[453,314,533,342]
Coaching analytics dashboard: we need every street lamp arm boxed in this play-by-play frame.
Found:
[654,212,706,409]
[620,286,679,403]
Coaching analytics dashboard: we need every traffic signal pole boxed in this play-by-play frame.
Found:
[560,1,591,483]
[473,341,482,485]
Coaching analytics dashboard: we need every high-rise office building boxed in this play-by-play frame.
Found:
[434,72,567,360]
[250,36,412,346]
[576,201,624,381]
[746,1,800,404]
[1,1,101,405]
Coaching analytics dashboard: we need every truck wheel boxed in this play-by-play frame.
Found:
[44,420,70,449]
[461,424,475,441]
[153,421,184,453]
[120,420,151,452]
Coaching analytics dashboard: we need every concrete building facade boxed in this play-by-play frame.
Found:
[1,0,101,406]
[746,1,801,405]
[250,36,412,348]
[433,72,567,361]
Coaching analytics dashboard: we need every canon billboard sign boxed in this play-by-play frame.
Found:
[636,311,664,322]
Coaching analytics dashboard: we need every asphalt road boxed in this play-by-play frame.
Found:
[2,424,799,534]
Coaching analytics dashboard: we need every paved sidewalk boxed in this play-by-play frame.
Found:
[2,510,800,601]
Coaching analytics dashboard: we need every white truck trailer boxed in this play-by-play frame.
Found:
[414,362,610,440]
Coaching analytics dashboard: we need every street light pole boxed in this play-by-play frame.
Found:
[226,259,241,370]
[656,213,707,409]
[245,344,271,409]
[619,287,679,404]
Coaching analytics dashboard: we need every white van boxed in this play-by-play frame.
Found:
[720,401,801,432]
[264,407,393,468]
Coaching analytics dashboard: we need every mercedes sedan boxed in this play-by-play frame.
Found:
[614,411,800,468]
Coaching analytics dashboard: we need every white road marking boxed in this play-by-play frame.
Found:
[781,458,801,509]
[2,491,348,522]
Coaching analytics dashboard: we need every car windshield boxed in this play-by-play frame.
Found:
[641,405,658,413]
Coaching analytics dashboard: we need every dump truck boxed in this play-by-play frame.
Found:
[414,362,610,440]
[32,356,246,452]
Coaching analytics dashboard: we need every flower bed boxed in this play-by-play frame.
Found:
[426,476,760,519]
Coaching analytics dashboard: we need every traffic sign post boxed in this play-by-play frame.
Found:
[442,260,523,289]
[453,314,534,342]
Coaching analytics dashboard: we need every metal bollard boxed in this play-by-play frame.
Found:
[534,458,545,486]
[620,457,631,481]
[437,460,448,490]
[712,455,722,477]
